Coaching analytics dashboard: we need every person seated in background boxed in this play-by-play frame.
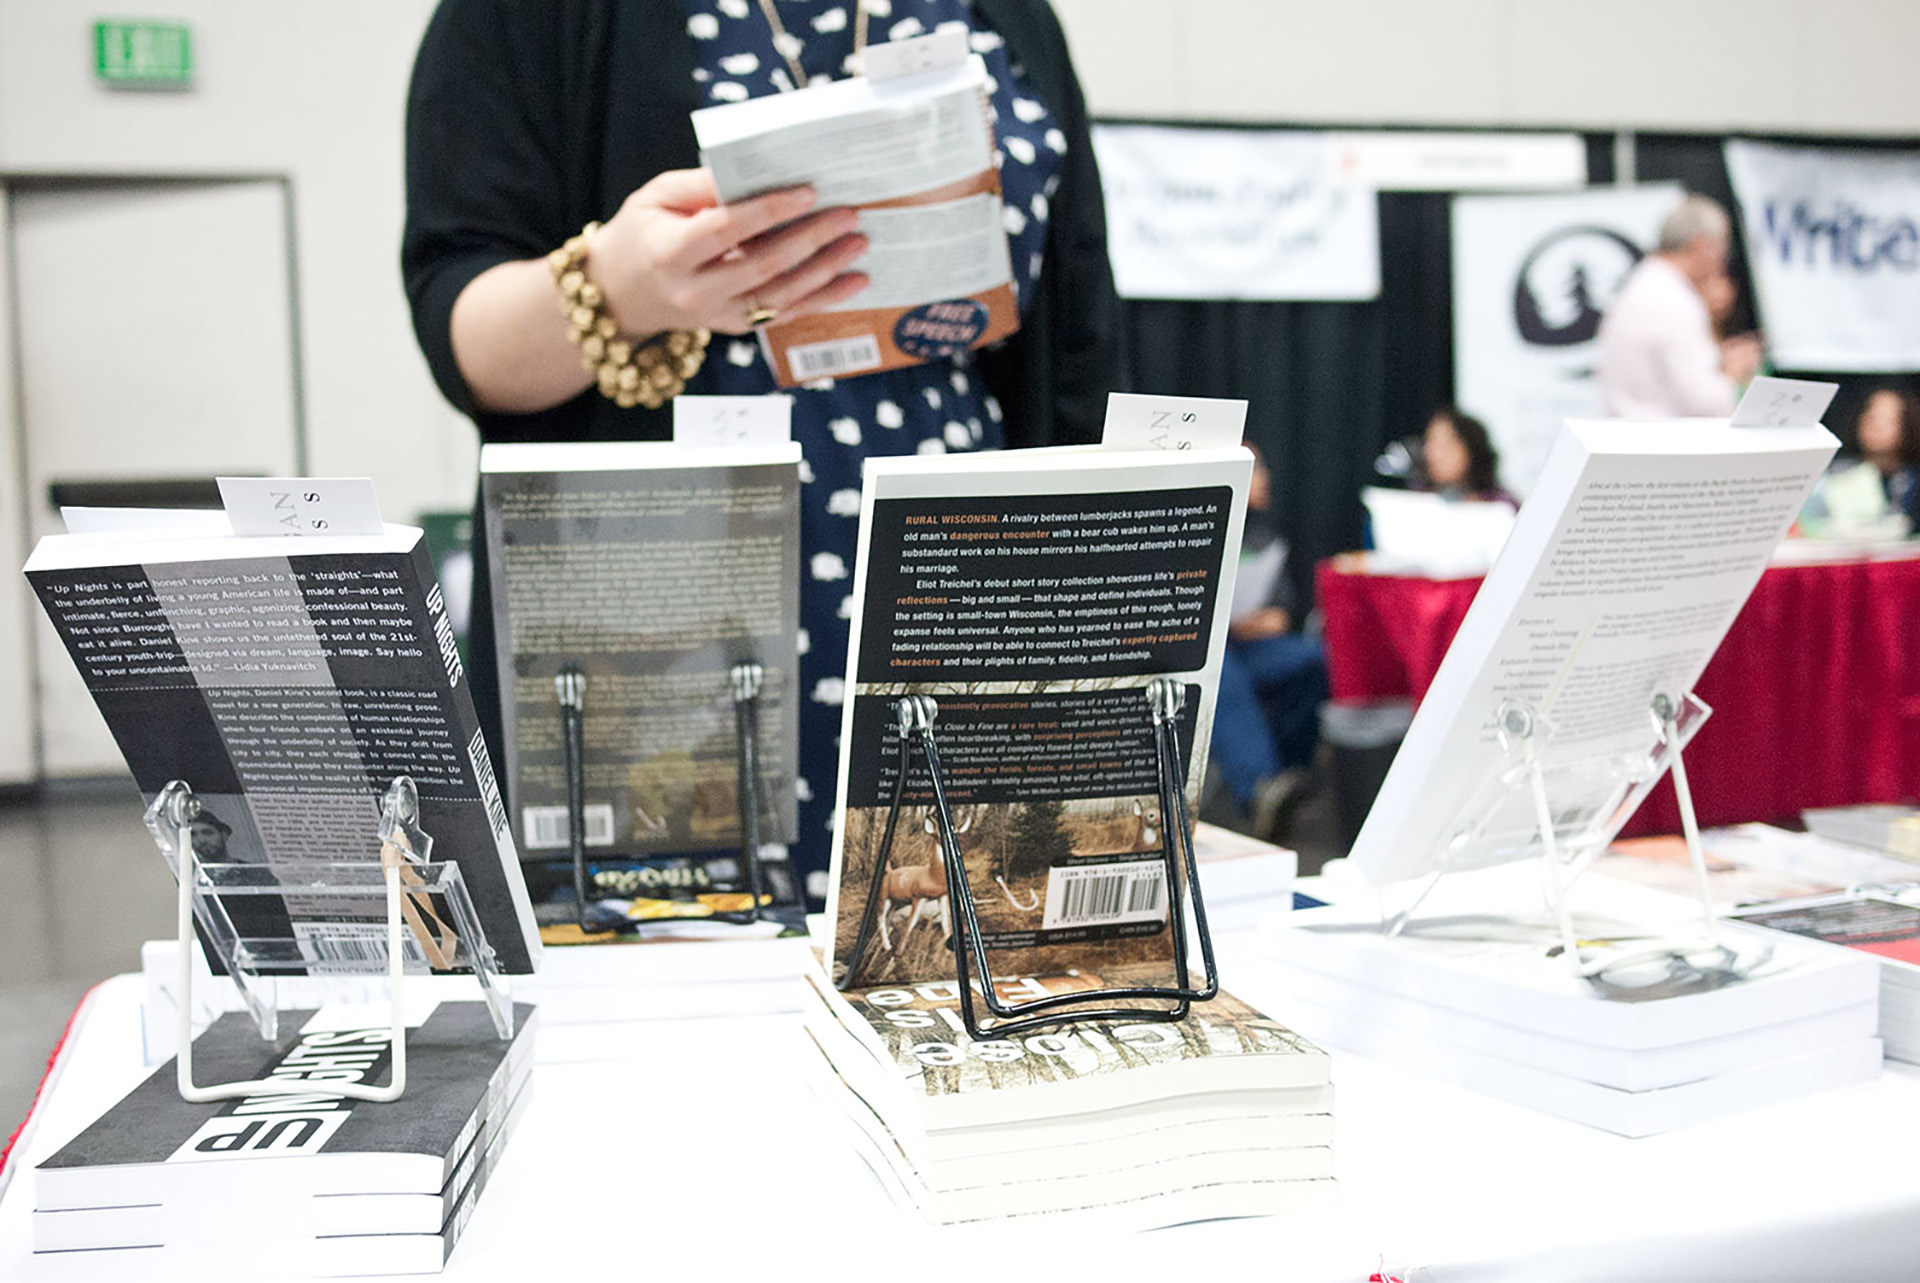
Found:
[1800,387,1920,538]
[1595,194,1763,418]
[1210,447,1328,842]
[1416,407,1518,509]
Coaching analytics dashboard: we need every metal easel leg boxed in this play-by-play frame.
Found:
[556,665,590,929]
[730,662,768,923]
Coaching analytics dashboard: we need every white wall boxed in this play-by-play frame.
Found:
[1053,0,1920,136]
[0,0,475,533]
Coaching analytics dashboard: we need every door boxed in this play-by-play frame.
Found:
[9,178,301,777]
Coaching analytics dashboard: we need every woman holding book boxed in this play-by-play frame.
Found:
[402,0,1123,897]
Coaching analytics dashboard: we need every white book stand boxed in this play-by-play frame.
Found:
[144,777,513,1104]
[1384,691,1723,980]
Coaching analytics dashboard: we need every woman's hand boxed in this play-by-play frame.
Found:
[450,169,870,413]
[588,169,870,337]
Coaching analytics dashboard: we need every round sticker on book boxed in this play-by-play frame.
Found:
[893,300,989,360]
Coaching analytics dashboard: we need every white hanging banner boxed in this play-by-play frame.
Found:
[1451,184,1681,496]
[1092,125,1380,301]
[1724,140,1920,372]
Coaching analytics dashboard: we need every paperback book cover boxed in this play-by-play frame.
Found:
[480,441,801,919]
[806,964,1328,1129]
[693,48,1018,386]
[33,1069,531,1249]
[35,1002,537,1211]
[825,447,1252,990]
[25,525,541,975]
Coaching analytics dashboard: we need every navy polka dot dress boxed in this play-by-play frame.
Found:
[678,0,1065,896]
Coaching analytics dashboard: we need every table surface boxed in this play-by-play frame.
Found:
[5,912,1920,1283]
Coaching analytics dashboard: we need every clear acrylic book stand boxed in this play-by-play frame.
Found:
[145,776,512,1104]
[836,677,1220,1039]
[1385,691,1721,979]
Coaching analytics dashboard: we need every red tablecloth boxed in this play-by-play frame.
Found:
[1317,553,1920,836]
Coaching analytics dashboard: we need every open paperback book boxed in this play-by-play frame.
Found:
[693,35,1017,386]
[25,513,541,977]
[825,442,1252,993]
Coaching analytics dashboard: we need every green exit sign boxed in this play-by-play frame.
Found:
[94,19,193,88]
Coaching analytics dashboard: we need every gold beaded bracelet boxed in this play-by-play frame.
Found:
[547,221,710,410]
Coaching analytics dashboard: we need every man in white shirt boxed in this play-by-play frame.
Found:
[1596,196,1763,418]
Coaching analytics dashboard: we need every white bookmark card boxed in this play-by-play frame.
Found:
[1101,393,1249,452]
[672,394,794,448]
[862,29,969,82]
[218,478,383,537]
[1731,376,1839,428]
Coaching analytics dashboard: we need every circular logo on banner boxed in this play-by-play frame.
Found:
[893,300,989,360]
[1511,226,1643,348]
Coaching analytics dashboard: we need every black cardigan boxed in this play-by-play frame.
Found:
[401,0,1124,449]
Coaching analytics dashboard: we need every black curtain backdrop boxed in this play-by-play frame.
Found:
[1113,127,1917,610]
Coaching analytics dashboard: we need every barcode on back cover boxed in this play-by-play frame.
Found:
[292,923,431,973]
[786,335,883,380]
[522,804,617,851]
[1040,859,1168,931]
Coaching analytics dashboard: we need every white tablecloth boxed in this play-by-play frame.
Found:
[5,926,1920,1282]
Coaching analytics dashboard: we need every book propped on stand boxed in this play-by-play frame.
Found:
[33,1002,536,1276]
[480,426,803,941]
[1258,385,1885,1136]
[803,394,1336,1229]
[23,485,542,978]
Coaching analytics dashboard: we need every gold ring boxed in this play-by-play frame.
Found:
[746,298,778,327]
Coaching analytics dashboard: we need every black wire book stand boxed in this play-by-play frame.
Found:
[836,678,1220,1039]
[553,659,786,929]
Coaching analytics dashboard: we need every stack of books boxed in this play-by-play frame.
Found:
[1261,896,1881,1136]
[32,1002,534,1277]
[801,966,1334,1230]
[1730,892,1920,1064]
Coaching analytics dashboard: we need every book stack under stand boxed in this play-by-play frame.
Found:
[801,964,1334,1230]
[32,1003,535,1278]
[1260,887,1881,1137]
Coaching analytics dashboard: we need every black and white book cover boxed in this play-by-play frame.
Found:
[35,1002,537,1211]
[32,1062,531,1249]
[481,441,801,914]
[25,524,541,975]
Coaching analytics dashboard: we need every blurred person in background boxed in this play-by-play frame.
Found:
[1209,446,1327,842]
[1800,387,1920,538]
[1596,195,1763,418]
[1416,407,1517,508]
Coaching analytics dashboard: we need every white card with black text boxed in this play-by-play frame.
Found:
[672,395,794,449]
[1731,376,1839,429]
[1101,393,1249,452]
[217,478,384,537]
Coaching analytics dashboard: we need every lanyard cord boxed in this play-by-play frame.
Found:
[754,0,871,89]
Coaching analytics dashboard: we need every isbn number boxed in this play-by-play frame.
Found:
[787,335,883,379]
[523,804,616,851]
